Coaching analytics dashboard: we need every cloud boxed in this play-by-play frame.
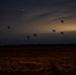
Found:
[64,31,76,34]
[26,0,76,23]
[29,11,53,21]
[47,14,76,23]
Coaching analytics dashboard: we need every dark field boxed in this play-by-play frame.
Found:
[0,45,76,75]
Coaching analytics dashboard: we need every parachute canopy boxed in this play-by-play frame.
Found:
[7,26,11,29]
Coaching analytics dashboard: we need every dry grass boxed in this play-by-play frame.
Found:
[0,46,76,75]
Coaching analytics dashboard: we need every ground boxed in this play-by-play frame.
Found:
[0,45,76,75]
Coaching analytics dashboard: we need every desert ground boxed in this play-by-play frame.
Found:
[0,45,76,75]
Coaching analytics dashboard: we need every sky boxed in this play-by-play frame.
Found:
[0,0,76,45]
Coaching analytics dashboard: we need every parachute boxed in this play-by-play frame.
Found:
[60,32,64,34]
[7,26,11,30]
[61,20,64,23]
[33,34,37,37]
[52,29,56,32]
[26,36,30,39]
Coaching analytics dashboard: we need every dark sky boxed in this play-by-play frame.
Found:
[0,0,76,45]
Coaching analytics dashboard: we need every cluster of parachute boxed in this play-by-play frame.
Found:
[26,34,37,40]
[52,20,64,34]
[7,20,64,39]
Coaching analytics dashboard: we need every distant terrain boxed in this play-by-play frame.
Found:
[0,45,76,75]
